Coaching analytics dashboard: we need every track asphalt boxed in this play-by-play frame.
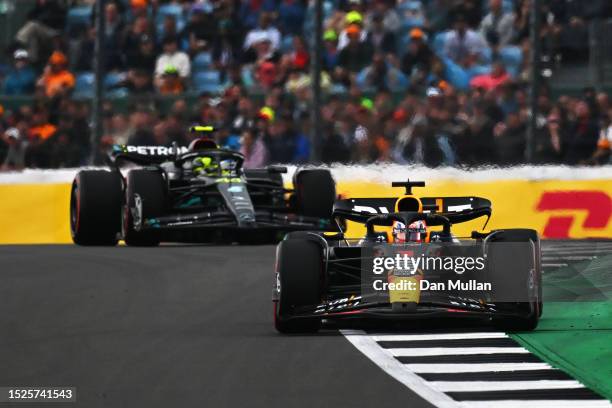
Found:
[0,245,434,408]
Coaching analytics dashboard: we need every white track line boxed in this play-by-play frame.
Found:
[542,263,569,268]
[405,363,553,373]
[341,329,461,408]
[543,249,612,254]
[371,332,507,342]
[389,347,529,357]
[430,379,585,392]
[460,400,612,408]
[542,256,597,261]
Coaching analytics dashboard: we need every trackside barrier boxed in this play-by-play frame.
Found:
[0,167,610,244]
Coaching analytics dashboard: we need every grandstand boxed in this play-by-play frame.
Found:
[0,0,611,168]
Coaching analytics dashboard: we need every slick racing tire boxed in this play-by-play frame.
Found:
[274,238,323,333]
[70,170,122,246]
[294,169,336,218]
[123,169,166,247]
[487,229,541,331]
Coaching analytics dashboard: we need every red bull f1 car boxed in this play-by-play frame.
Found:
[273,180,542,333]
[70,137,337,246]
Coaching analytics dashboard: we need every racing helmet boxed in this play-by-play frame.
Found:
[192,155,218,176]
[392,220,427,243]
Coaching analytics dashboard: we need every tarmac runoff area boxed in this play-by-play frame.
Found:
[0,241,610,407]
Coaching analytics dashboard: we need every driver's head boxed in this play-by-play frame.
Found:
[392,220,427,243]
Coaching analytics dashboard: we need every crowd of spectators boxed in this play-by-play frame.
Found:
[0,0,611,169]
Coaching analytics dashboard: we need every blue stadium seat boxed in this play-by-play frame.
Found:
[66,6,92,33]
[500,46,522,68]
[193,52,213,72]
[398,0,424,32]
[104,72,126,89]
[193,70,222,94]
[156,4,186,38]
[73,72,95,99]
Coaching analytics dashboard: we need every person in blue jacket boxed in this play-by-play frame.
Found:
[2,50,37,95]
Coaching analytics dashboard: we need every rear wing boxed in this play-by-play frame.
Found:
[333,196,492,226]
[108,144,189,166]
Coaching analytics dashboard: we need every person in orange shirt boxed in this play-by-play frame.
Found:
[28,106,57,141]
[37,51,75,98]
[157,65,185,95]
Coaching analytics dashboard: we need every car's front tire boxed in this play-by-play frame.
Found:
[70,170,122,246]
[274,238,323,333]
[487,229,541,331]
[122,169,166,247]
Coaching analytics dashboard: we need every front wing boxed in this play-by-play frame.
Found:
[140,210,335,232]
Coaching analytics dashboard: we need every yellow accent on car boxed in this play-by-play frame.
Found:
[191,125,215,132]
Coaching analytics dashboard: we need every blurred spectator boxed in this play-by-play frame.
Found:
[125,34,157,72]
[367,13,396,55]
[443,14,487,67]
[1,127,28,170]
[564,100,600,164]
[37,51,75,98]
[470,61,510,91]
[14,0,66,66]
[401,28,433,80]
[182,4,215,53]
[123,69,154,94]
[356,52,408,92]
[322,29,339,71]
[157,65,185,95]
[365,0,401,34]
[479,0,515,46]
[337,24,373,77]
[338,11,368,50]
[1,50,36,95]
[155,36,191,86]
[244,13,281,52]
[278,0,306,36]
[127,107,155,145]
[534,106,565,163]
[494,110,526,165]
[121,16,154,62]
[103,1,125,69]
[590,110,612,164]
[240,127,268,168]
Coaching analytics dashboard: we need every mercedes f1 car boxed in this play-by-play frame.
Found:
[70,137,337,246]
[273,180,542,333]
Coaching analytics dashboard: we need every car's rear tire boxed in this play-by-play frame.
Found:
[70,170,122,246]
[294,169,336,218]
[123,169,166,247]
[274,238,323,333]
[487,229,541,331]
